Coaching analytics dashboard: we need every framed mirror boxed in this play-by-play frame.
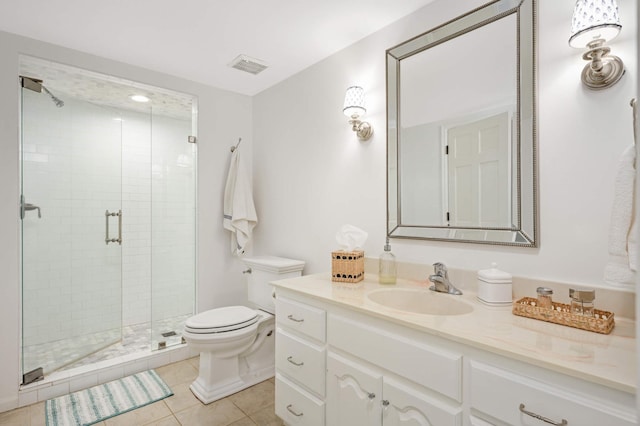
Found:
[386,0,537,247]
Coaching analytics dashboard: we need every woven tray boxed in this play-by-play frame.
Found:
[512,297,614,334]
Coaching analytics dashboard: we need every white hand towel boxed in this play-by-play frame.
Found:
[604,144,636,287]
[223,148,257,255]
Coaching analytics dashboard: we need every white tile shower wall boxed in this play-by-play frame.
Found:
[21,90,67,350]
[150,115,196,325]
[121,109,152,327]
[120,110,195,328]
[69,100,122,341]
[22,94,123,353]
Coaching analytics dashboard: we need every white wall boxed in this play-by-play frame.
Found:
[0,30,252,411]
[253,0,638,288]
[401,123,443,225]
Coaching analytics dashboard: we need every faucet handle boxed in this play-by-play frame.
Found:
[432,262,447,275]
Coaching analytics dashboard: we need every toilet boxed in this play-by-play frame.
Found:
[183,256,305,404]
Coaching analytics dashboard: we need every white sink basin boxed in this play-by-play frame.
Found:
[366,288,473,316]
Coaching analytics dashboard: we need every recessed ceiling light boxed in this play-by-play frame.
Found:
[130,94,150,103]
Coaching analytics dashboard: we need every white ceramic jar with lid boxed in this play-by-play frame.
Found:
[477,263,513,305]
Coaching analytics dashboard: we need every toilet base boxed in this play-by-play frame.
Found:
[189,319,276,404]
[189,354,275,404]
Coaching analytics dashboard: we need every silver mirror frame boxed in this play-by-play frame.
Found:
[386,0,537,247]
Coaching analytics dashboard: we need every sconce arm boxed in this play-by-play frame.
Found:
[349,118,373,141]
[580,39,625,90]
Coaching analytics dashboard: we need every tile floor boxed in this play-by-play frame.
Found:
[0,357,284,426]
[24,315,190,375]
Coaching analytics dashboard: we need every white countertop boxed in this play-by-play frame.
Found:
[271,273,636,394]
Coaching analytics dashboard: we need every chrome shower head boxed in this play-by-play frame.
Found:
[41,86,64,108]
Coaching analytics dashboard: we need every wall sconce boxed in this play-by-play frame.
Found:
[343,86,373,141]
[569,0,625,90]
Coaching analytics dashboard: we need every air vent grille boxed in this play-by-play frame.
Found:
[228,55,268,75]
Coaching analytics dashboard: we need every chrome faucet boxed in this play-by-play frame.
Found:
[428,262,462,295]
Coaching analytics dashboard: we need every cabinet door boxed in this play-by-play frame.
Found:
[327,352,383,426]
[383,376,462,426]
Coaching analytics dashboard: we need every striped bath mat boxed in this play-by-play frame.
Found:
[45,369,173,426]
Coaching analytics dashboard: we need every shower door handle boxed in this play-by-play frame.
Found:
[105,210,122,245]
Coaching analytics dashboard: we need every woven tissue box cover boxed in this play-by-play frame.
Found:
[331,250,364,283]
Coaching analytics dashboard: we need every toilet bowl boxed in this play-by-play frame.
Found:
[183,256,304,404]
[184,306,262,356]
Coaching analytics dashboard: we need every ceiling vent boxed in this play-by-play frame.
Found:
[228,54,268,75]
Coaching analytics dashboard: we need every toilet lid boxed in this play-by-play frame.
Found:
[185,306,259,334]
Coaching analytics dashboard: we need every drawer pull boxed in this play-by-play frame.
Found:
[287,356,304,366]
[286,404,304,417]
[368,392,376,400]
[519,403,568,426]
[287,314,304,323]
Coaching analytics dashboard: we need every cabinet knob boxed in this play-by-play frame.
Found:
[382,400,390,407]
[286,404,304,417]
[519,403,567,425]
[367,392,376,400]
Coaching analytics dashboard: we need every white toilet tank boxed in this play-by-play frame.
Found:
[242,256,305,313]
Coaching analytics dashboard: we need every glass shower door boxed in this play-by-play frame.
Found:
[20,84,123,378]
[150,103,197,350]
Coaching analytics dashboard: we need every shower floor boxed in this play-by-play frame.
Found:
[23,315,190,377]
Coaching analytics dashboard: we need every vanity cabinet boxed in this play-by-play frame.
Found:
[274,296,327,426]
[273,287,636,426]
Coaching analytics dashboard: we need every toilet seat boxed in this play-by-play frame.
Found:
[185,306,259,334]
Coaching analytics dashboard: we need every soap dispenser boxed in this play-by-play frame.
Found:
[379,238,397,284]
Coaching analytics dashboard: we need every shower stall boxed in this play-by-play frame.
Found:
[19,57,197,382]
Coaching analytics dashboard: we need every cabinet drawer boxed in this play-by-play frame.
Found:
[469,361,636,426]
[276,328,326,397]
[276,296,326,342]
[328,314,462,402]
[275,373,325,426]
